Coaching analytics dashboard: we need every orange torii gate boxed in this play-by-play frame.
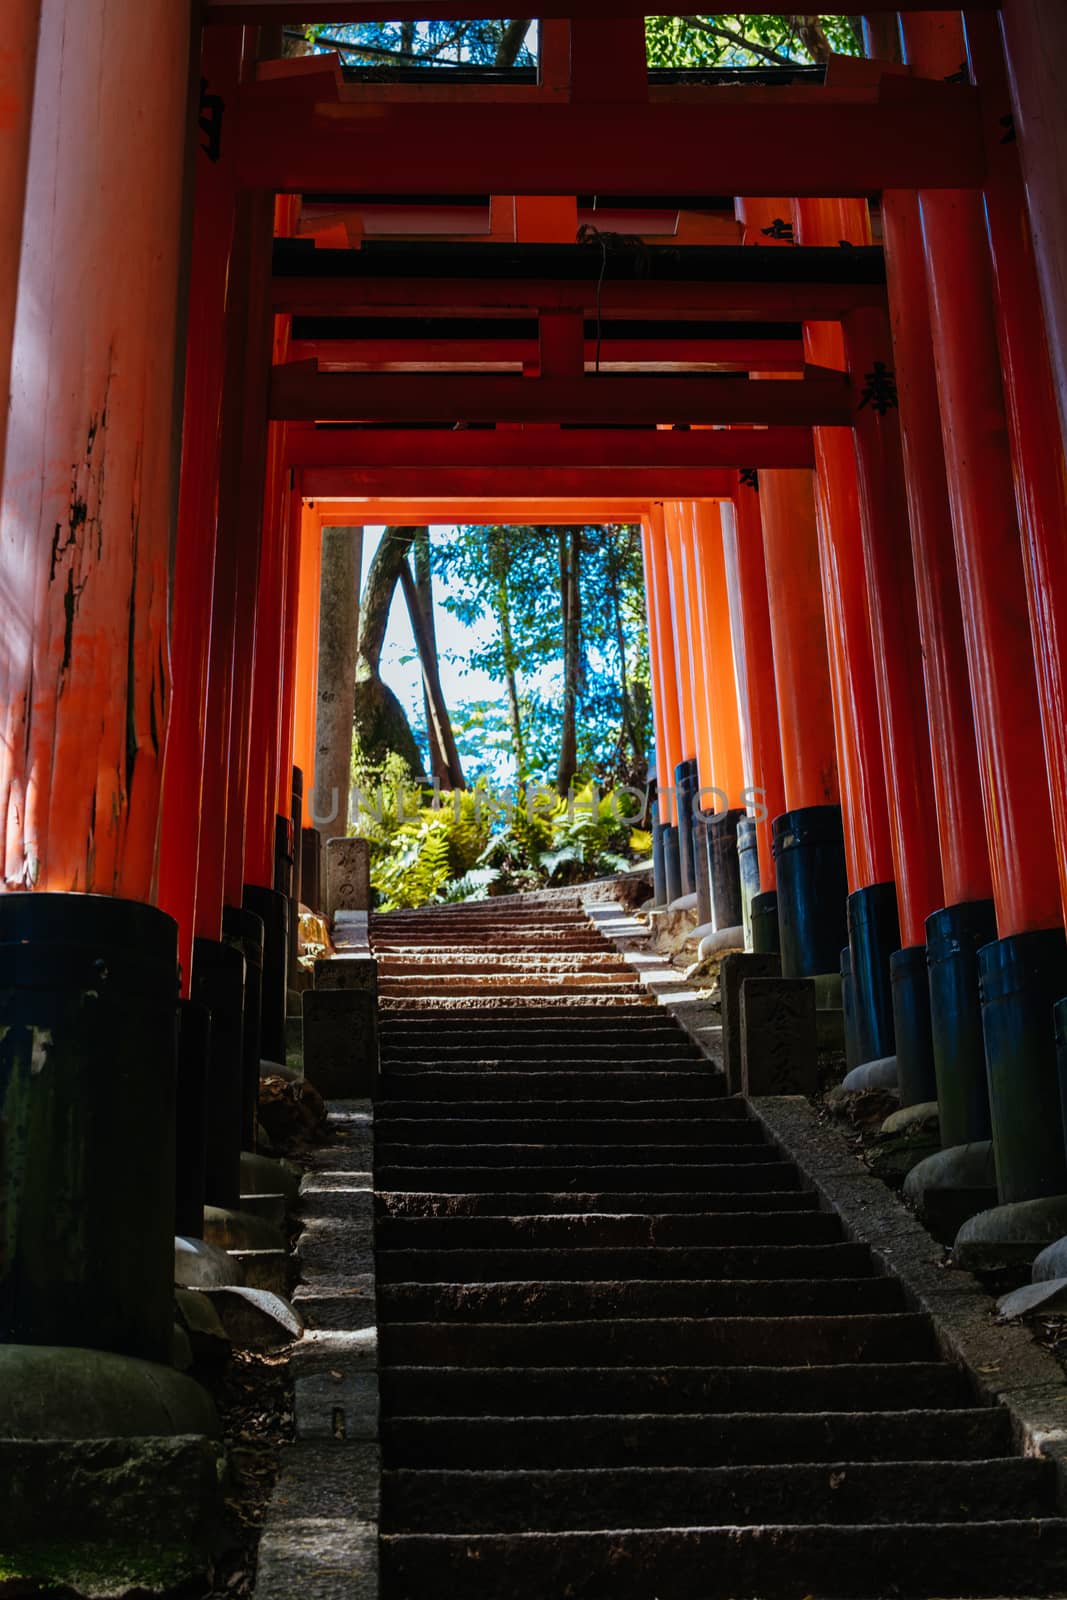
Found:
[5,0,1067,1368]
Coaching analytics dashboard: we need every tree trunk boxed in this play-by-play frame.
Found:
[489,528,526,781]
[313,527,363,840]
[351,524,423,772]
[608,527,643,764]
[494,18,531,65]
[789,14,835,63]
[414,527,448,782]
[399,554,466,790]
[556,527,582,796]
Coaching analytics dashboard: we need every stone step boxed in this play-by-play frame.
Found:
[377,972,643,985]
[379,994,659,1010]
[375,1242,875,1283]
[377,955,632,971]
[374,1162,801,1195]
[374,1098,745,1122]
[381,1313,937,1367]
[380,1005,670,1026]
[376,1142,785,1168]
[376,1208,838,1251]
[379,1520,1067,1597]
[380,1362,973,1418]
[381,1038,702,1057]
[380,1014,684,1031]
[374,1118,766,1146]
[384,1406,1012,1469]
[381,1056,709,1074]
[378,1277,906,1322]
[377,1191,823,1220]
[379,1356,972,1420]
[378,1071,724,1100]
[382,1457,1051,1533]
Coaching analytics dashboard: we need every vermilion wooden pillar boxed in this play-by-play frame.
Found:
[967,11,1067,935]
[723,476,786,896]
[794,197,900,1064]
[880,187,991,912]
[662,503,698,767]
[276,486,306,823]
[292,501,324,795]
[194,189,275,939]
[0,0,40,495]
[158,24,244,992]
[998,1,1067,460]
[663,501,701,895]
[880,151,998,1148]
[756,471,838,816]
[673,505,715,808]
[690,503,745,815]
[757,467,847,977]
[643,509,683,821]
[902,11,1067,1205]
[0,0,190,899]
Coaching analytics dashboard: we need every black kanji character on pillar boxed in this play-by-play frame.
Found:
[857,362,899,416]
[739,467,760,491]
[759,218,794,242]
[199,79,225,163]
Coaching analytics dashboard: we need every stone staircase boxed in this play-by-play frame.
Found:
[371,891,1067,1598]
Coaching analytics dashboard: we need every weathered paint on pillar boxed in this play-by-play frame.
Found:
[158,24,244,989]
[724,476,786,891]
[880,182,993,909]
[0,0,41,496]
[903,13,1062,939]
[690,501,745,812]
[843,304,945,948]
[292,501,323,795]
[756,468,839,814]
[0,0,191,898]
[641,510,682,826]
[793,197,894,899]
[968,10,1067,930]
[999,0,1067,461]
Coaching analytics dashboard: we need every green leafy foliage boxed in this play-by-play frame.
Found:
[645,14,861,69]
[351,756,652,910]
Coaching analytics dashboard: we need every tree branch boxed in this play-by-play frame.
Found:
[495,19,532,67]
[681,15,797,68]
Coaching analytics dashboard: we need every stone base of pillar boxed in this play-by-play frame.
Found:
[176,999,211,1241]
[954,1191,1067,1272]
[902,1141,998,1246]
[301,825,323,915]
[241,885,289,1065]
[891,944,938,1107]
[651,820,667,908]
[737,816,760,947]
[980,928,1067,1203]
[0,893,179,1365]
[222,905,265,1152]
[691,812,713,926]
[847,882,900,1065]
[674,758,699,896]
[841,947,861,1072]
[926,899,997,1148]
[771,805,849,978]
[750,889,780,956]
[193,936,246,1216]
[662,824,682,905]
[709,807,746,932]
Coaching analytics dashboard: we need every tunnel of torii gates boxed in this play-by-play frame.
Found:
[3,0,1067,1356]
